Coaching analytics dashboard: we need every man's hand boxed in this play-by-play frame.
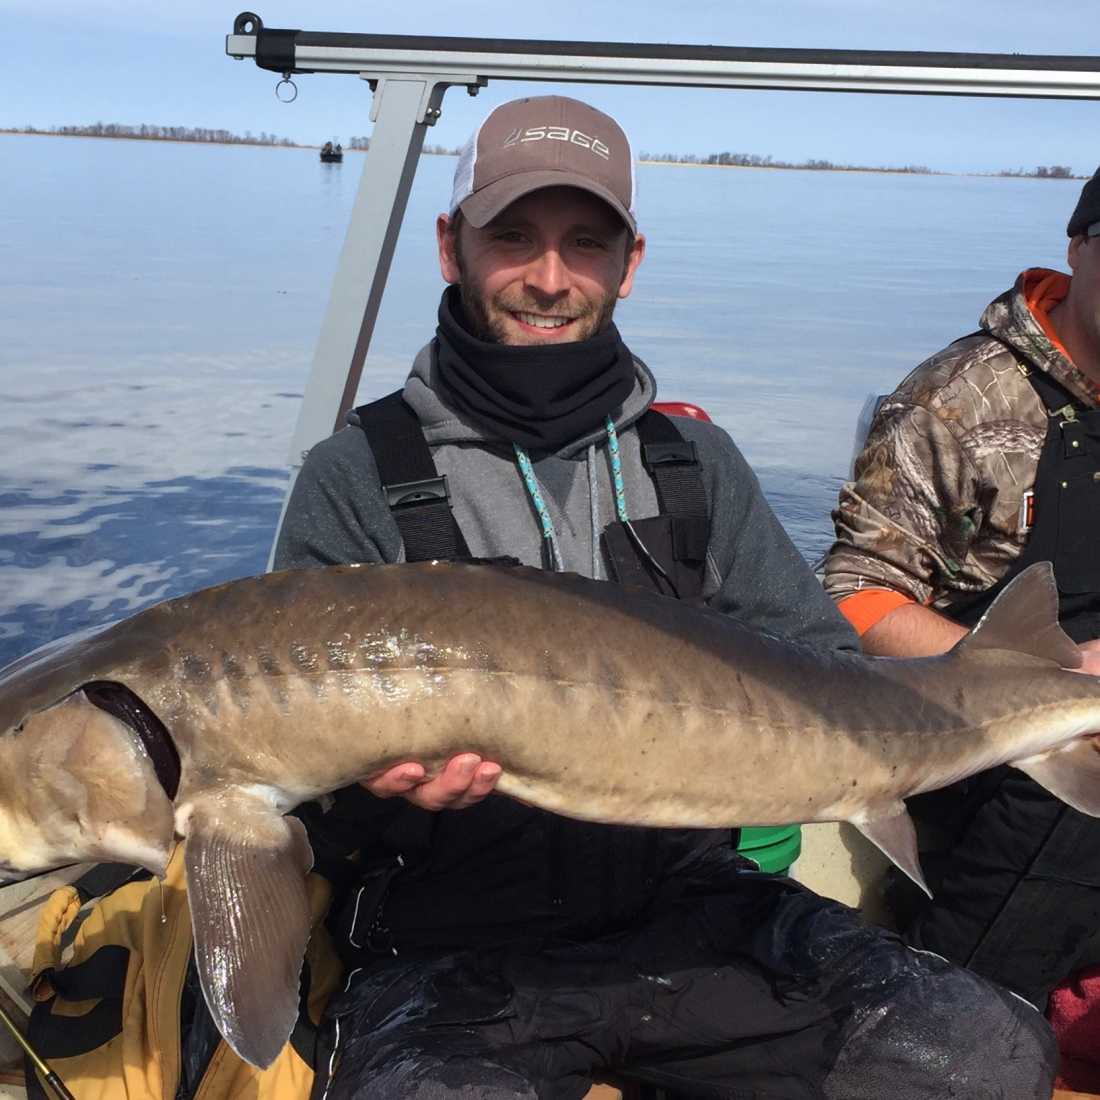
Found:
[1077,638,1100,676]
[362,753,502,811]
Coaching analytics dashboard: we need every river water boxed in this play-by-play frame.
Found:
[0,133,1081,665]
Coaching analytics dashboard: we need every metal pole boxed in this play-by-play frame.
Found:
[227,18,1100,99]
[265,72,478,569]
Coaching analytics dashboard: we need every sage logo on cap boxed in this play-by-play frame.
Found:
[501,125,612,160]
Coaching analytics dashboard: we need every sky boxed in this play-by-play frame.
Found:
[4,0,1100,176]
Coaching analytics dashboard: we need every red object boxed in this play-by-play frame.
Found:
[650,401,712,422]
[1049,965,1100,1092]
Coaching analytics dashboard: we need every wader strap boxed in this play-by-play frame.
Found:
[983,329,1088,413]
[636,410,708,519]
[601,410,710,599]
[1014,362,1094,459]
[951,335,1100,633]
[982,332,1094,459]
[355,391,471,562]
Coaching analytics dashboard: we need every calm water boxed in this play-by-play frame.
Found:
[0,134,1080,666]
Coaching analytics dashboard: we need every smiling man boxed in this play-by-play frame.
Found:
[273,96,1055,1100]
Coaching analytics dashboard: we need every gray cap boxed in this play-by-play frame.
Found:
[449,95,637,233]
[1067,166,1100,237]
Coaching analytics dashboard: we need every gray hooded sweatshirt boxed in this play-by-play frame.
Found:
[276,345,853,652]
[274,342,855,949]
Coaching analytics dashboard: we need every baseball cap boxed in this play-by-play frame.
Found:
[449,95,637,234]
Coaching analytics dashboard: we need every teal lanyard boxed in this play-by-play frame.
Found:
[513,416,630,562]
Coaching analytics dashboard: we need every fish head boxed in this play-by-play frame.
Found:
[0,689,176,879]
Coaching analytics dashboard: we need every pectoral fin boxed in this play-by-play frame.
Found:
[1016,738,1100,817]
[183,796,314,1069]
[851,804,931,898]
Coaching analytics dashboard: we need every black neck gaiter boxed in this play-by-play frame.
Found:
[434,286,635,452]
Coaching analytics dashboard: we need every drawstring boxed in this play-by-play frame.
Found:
[514,416,628,574]
[586,443,600,578]
[514,417,677,594]
[605,417,629,522]
[608,417,681,597]
[513,444,565,571]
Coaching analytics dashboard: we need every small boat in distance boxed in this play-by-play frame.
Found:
[320,141,343,163]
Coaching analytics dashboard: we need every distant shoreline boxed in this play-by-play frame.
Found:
[0,128,314,150]
[1,129,1085,180]
[638,159,932,176]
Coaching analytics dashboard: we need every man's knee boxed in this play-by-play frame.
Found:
[824,950,1057,1100]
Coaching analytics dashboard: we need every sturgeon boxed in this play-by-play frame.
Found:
[0,558,1099,1067]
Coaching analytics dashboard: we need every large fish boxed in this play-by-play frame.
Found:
[0,559,1098,1067]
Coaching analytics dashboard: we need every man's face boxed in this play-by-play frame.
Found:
[436,186,646,346]
[1066,233,1100,367]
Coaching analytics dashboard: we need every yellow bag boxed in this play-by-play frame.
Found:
[27,846,341,1100]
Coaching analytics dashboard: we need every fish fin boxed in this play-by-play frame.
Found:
[850,805,931,898]
[183,798,314,1069]
[1015,738,1100,816]
[955,561,1080,669]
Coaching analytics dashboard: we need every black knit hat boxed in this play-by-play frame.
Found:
[1067,167,1100,237]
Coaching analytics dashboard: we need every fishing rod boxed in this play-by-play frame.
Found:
[0,999,75,1100]
[0,867,85,1100]
[0,862,148,1100]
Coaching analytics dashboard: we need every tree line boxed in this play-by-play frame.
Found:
[640,150,932,173]
[9,122,301,146]
[5,127,1082,179]
[997,165,1075,179]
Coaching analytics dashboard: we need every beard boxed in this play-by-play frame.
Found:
[456,269,620,346]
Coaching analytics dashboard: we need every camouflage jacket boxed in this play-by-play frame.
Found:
[824,269,1099,613]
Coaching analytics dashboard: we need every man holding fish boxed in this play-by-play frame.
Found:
[274,96,1056,1098]
[826,168,1100,1016]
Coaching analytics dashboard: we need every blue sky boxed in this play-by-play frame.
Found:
[4,0,1100,175]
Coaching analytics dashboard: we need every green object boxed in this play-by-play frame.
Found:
[737,825,801,874]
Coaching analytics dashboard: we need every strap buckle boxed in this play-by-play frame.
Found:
[384,476,450,509]
[642,441,698,469]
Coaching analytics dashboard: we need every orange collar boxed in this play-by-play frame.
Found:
[1022,268,1072,362]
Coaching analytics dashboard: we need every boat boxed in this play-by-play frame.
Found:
[319,141,343,163]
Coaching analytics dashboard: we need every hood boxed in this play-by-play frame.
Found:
[395,341,657,460]
[981,268,1096,405]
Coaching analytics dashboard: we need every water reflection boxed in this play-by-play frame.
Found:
[0,471,286,666]
[0,134,1081,670]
